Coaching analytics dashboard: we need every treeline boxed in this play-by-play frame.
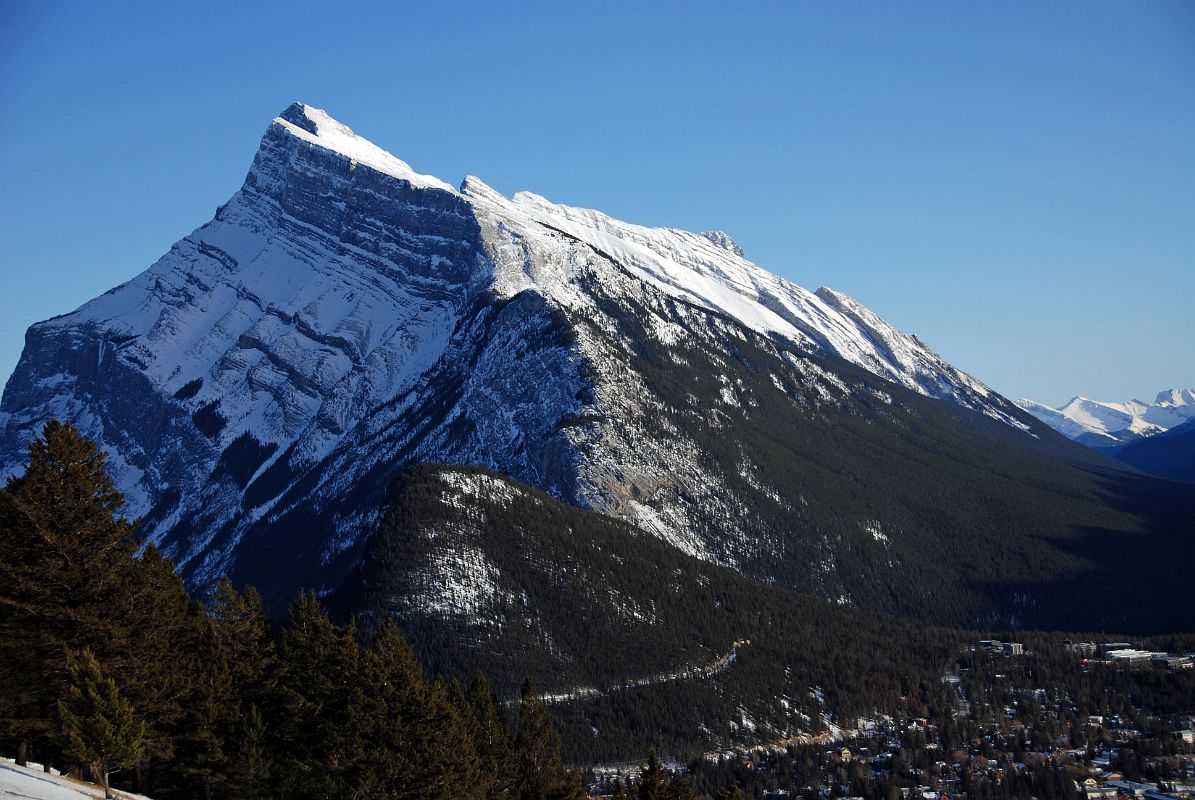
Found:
[0,421,584,799]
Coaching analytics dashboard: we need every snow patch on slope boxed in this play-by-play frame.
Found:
[0,760,155,800]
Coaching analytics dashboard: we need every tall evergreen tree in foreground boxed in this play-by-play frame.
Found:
[57,648,145,799]
[469,671,514,800]
[355,618,484,799]
[0,423,645,798]
[512,678,585,800]
[0,419,139,769]
[210,577,276,799]
[273,591,363,799]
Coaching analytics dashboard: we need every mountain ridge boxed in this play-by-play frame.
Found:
[1017,388,1195,447]
[2,102,1193,638]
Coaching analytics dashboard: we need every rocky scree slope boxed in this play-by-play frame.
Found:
[2,104,1193,633]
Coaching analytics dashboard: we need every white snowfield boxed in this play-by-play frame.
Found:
[1016,388,1195,444]
[0,760,153,800]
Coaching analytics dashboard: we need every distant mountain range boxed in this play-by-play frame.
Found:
[2,104,1193,755]
[1017,389,1195,481]
[1017,389,1195,447]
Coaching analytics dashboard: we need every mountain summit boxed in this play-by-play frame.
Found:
[2,104,1192,638]
[1016,388,1195,447]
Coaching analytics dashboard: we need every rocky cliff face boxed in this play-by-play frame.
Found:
[9,104,1192,634]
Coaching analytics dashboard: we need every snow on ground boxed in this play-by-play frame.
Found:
[0,760,153,800]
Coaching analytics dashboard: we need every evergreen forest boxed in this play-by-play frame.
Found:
[3,423,1192,799]
[0,422,590,799]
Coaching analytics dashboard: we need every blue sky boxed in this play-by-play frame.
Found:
[1,0,1191,407]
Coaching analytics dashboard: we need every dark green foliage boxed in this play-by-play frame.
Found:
[470,672,515,799]
[0,419,140,768]
[353,619,484,799]
[567,271,1195,633]
[349,464,967,762]
[636,748,693,800]
[192,399,226,438]
[5,416,1194,798]
[215,432,278,489]
[210,577,276,705]
[226,703,271,800]
[209,577,277,798]
[512,679,585,800]
[173,378,203,400]
[1112,418,1195,482]
[272,591,363,799]
[57,648,144,799]
[2,423,581,800]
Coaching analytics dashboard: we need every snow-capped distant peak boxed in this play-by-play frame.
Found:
[1156,388,1195,408]
[1017,388,1195,444]
[273,102,456,193]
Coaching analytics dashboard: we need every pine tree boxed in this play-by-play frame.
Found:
[210,577,276,704]
[0,421,140,766]
[511,678,584,800]
[637,748,669,800]
[354,617,483,799]
[210,577,276,799]
[634,748,692,800]
[469,671,514,799]
[155,603,234,799]
[57,648,145,799]
[226,704,272,800]
[114,544,218,794]
[272,591,363,800]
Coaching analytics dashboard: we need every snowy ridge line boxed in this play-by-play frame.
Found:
[508,639,750,707]
[272,103,456,193]
[1016,388,1195,444]
[0,100,1035,604]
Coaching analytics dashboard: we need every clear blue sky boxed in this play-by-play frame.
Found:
[1,1,1191,407]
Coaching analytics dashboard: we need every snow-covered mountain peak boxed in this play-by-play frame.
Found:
[272,102,455,193]
[700,230,745,257]
[0,102,1036,587]
[497,186,1015,422]
[459,174,508,205]
[1156,388,1195,408]
[1017,388,1195,445]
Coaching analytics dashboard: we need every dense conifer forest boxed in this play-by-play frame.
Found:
[3,423,1192,798]
[0,422,588,799]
